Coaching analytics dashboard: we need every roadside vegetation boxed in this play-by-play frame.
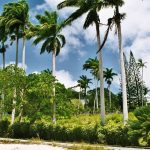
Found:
[0,0,149,148]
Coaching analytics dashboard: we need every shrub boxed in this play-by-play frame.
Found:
[11,122,30,139]
[128,106,150,146]
[0,119,10,137]
[98,120,129,146]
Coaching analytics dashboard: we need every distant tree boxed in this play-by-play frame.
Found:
[137,59,147,106]
[83,57,99,111]
[104,68,117,109]
[125,51,146,109]
[77,75,92,104]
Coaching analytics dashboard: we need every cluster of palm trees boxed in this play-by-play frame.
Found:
[58,0,128,125]
[0,0,144,125]
[82,57,117,112]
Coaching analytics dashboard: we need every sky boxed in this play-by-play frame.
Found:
[0,0,150,94]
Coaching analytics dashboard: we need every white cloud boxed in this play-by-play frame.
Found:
[1,61,28,70]
[32,71,39,74]
[55,69,79,91]
[32,0,150,89]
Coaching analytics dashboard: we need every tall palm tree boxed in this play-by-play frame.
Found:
[1,0,29,68]
[77,75,92,104]
[138,58,147,106]
[97,0,128,124]
[104,68,117,109]
[58,0,124,125]
[0,21,8,69]
[0,44,8,69]
[1,0,29,125]
[112,5,128,124]
[32,11,66,124]
[58,0,106,124]
[83,57,99,110]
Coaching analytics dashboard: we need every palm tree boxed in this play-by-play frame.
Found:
[104,68,117,109]
[58,0,106,124]
[1,0,29,125]
[138,59,147,106]
[0,44,8,69]
[97,0,128,124]
[77,75,92,104]
[32,11,66,124]
[1,0,29,68]
[58,0,124,125]
[0,21,8,69]
[83,57,99,110]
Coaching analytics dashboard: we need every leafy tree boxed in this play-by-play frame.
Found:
[25,71,55,123]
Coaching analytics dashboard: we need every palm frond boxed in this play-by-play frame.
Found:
[58,34,66,47]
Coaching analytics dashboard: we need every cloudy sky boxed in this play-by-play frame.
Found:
[0,0,150,94]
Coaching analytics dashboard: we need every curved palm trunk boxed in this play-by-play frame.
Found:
[22,36,26,70]
[11,35,19,125]
[95,22,105,125]
[116,7,128,125]
[52,49,56,124]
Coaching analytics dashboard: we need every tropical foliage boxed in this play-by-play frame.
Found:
[0,0,149,148]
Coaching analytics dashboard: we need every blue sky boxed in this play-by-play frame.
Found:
[0,0,150,94]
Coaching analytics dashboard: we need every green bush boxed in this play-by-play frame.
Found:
[128,106,150,146]
[0,112,150,147]
[0,119,10,137]
[98,121,129,146]
[11,122,31,139]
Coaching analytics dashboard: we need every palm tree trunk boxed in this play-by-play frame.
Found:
[52,49,56,124]
[0,52,5,120]
[3,52,5,69]
[116,6,128,125]
[11,32,19,125]
[93,97,95,113]
[79,84,81,101]
[11,88,16,125]
[96,79,99,109]
[85,87,87,104]
[141,67,144,106]
[95,22,105,125]
[18,105,23,123]
[22,36,26,70]
[108,85,111,109]
[16,36,19,67]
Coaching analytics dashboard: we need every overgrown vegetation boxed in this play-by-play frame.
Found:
[0,0,149,148]
[0,106,149,147]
